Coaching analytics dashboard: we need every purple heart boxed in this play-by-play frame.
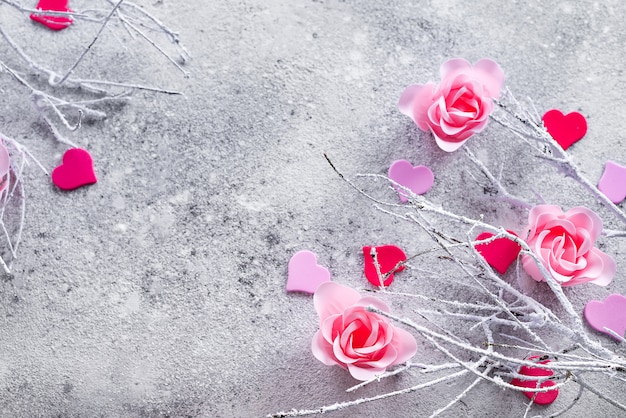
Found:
[598,161,626,204]
[388,159,434,203]
[584,294,626,341]
[286,250,331,294]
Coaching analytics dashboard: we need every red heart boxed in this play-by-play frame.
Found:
[474,231,521,274]
[52,148,97,191]
[362,245,406,287]
[511,356,559,405]
[30,0,73,31]
[542,109,587,150]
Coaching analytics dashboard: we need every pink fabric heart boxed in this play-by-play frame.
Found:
[388,159,434,202]
[51,148,97,191]
[584,294,626,341]
[0,142,10,192]
[286,250,331,294]
[598,161,626,204]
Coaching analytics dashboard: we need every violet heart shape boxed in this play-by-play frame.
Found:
[51,148,97,191]
[30,0,73,31]
[363,245,406,287]
[510,356,559,405]
[598,161,626,204]
[584,294,626,341]
[474,231,521,274]
[388,159,434,203]
[542,109,587,150]
[286,250,331,294]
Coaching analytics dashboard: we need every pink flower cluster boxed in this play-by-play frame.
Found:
[522,205,615,287]
[398,58,504,152]
[311,282,417,380]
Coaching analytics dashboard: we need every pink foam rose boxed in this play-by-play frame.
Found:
[398,58,504,152]
[522,205,616,286]
[311,282,417,381]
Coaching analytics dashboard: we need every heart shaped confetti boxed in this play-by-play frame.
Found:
[511,356,559,405]
[30,0,73,31]
[584,293,626,341]
[286,250,331,294]
[0,142,10,192]
[363,245,406,287]
[51,148,97,191]
[542,109,587,150]
[598,161,626,205]
[388,159,434,203]
[474,231,521,274]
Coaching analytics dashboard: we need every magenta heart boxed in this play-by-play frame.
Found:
[598,161,626,204]
[584,294,626,341]
[286,250,331,294]
[388,159,434,203]
[362,245,406,287]
[30,0,73,31]
[51,148,97,191]
[474,231,521,274]
[542,109,587,150]
[510,356,559,405]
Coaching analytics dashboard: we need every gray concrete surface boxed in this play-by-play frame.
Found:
[1,0,625,416]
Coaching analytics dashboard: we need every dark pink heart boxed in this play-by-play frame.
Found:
[474,231,521,274]
[510,355,559,405]
[388,159,434,203]
[584,294,626,341]
[52,148,97,191]
[598,161,626,204]
[30,0,73,31]
[542,109,587,150]
[286,250,331,294]
[363,245,406,287]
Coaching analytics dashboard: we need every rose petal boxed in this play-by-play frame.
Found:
[472,58,505,98]
[580,248,616,287]
[390,327,418,365]
[314,282,361,320]
[311,330,339,366]
[566,207,603,241]
[347,363,387,381]
[439,58,471,80]
[398,83,435,132]
[434,135,469,152]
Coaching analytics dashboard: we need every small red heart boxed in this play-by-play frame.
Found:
[52,148,97,191]
[511,355,559,405]
[30,0,73,31]
[542,109,587,150]
[362,245,406,287]
[474,231,521,274]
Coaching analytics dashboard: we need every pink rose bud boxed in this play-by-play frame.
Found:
[522,205,616,286]
[398,58,504,152]
[311,282,417,381]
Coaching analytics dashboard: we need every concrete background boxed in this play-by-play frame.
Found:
[1,0,625,416]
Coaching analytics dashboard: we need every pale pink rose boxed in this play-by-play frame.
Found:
[522,205,616,286]
[311,282,417,381]
[398,58,504,152]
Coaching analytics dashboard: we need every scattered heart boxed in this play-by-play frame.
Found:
[510,355,559,405]
[286,250,331,294]
[584,293,626,341]
[0,142,10,192]
[598,161,626,204]
[474,231,521,274]
[362,245,406,287]
[388,159,434,203]
[51,148,97,191]
[542,109,587,150]
[30,0,73,31]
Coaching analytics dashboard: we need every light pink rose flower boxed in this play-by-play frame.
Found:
[311,282,417,381]
[398,58,504,152]
[522,205,616,286]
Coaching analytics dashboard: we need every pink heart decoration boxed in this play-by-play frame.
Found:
[511,355,559,405]
[598,161,626,204]
[584,294,626,341]
[474,231,521,274]
[51,148,97,191]
[0,142,10,192]
[286,250,331,294]
[363,245,406,287]
[388,159,434,203]
[542,109,587,150]
[30,0,73,31]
